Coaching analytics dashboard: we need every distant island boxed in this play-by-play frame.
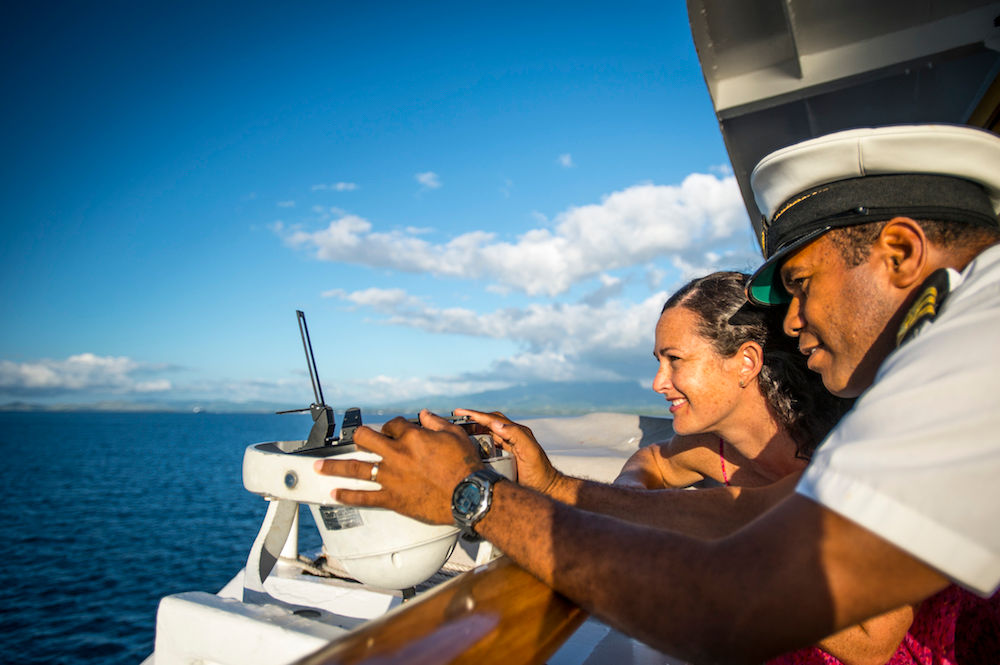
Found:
[0,380,669,418]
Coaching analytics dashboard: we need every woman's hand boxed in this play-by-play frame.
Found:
[452,408,562,495]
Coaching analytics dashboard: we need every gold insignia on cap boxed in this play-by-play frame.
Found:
[772,187,830,223]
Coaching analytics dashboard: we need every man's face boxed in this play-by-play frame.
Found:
[779,233,902,398]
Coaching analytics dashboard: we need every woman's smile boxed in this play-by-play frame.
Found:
[667,397,688,413]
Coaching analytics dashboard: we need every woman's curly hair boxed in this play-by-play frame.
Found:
[663,271,852,459]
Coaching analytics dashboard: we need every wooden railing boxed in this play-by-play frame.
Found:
[293,556,587,665]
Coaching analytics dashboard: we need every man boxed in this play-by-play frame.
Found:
[315,125,1000,663]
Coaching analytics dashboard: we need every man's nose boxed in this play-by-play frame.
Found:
[783,298,804,337]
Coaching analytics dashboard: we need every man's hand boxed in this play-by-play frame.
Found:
[452,408,561,495]
[313,409,484,525]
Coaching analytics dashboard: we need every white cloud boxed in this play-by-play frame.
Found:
[202,369,510,407]
[321,287,425,310]
[282,173,755,297]
[500,178,514,198]
[484,351,623,383]
[134,379,173,392]
[277,200,296,208]
[269,171,762,405]
[320,374,513,405]
[645,263,668,290]
[312,182,359,192]
[0,354,173,396]
[325,287,665,359]
[188,376,311,404]
[581,273,626,307]
[323,286,670,385]
[415,171,442,190]
[558,153,575,168]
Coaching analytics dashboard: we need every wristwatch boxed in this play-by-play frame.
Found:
[451,467,506,540]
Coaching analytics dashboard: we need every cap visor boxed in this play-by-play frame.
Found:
[746,260,789,305]
[746,226,831,306]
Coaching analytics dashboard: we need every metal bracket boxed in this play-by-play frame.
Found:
[243,499,298,604]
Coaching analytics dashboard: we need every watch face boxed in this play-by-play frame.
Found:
[454,482,483,516]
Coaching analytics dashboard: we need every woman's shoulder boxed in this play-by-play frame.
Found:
[659,433,726,473]
[640,432,724,488]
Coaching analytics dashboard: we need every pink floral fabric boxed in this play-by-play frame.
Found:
[764,586,1000,665]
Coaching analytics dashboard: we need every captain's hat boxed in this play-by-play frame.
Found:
[745,124,1000,306]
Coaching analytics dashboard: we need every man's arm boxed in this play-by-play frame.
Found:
[478,480,946,663]
[452,411,918,661]
[316,412,949,664]
[550,467,801,539]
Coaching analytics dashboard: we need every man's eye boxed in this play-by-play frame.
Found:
[785,276,806,292]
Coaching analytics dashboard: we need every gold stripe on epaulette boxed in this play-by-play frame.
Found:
[896,286,940,347]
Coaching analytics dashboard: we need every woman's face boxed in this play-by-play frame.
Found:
[652,305,743,436]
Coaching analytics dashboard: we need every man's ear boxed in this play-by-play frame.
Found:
[876,217,927,289]
[738,341,764,387]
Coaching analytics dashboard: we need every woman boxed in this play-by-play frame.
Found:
[614,270,847,491]
[456,271,919,665]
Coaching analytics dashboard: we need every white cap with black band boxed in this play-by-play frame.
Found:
[746,125,1000,306]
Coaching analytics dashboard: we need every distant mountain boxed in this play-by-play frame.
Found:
[379,380,667,418]
[1,381,668,417]
[0,399,302,414]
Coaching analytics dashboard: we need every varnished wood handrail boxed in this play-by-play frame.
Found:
[293,556,588,665]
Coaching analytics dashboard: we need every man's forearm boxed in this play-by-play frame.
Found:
[475,481,947,664]
[544,472,800,539]
[319,413,949,661]
[478,480,817,662]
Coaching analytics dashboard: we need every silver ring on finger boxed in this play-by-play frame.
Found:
[370,462,379,482]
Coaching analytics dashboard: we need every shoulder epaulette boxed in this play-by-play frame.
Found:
[896,268,953,348]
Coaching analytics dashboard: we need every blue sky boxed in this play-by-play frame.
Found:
[1,2,761,410]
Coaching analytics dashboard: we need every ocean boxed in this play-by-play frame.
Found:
[0,411,330,665]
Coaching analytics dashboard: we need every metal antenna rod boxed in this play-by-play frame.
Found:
[296,310,325,406]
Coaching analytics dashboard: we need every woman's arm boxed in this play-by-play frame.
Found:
[614,445,666,488]
[453,408,791,537]
[614,436,716,489]
[453,408,706,500]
